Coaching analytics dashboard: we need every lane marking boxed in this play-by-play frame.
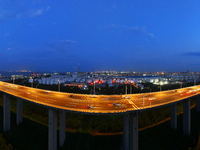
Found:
[128,100,139,110]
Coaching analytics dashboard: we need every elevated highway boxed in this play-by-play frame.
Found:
[1,81,200,150]
[0,81,199,113]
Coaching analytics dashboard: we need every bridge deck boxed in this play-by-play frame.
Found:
[0,81,199,114]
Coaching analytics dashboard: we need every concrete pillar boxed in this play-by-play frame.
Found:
[4,93,10,132]
[129,112,139,150]
[196,95,200,112]
[183,99,191,135]
[59,110,66,147]
[123,113,129,150]
[49,109,57,150]
[171,103,177,129]
[17,98,23,125]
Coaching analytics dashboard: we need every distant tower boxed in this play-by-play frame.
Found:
[77,65,80,73]
[92,67,94,73]
[92,67,94,77]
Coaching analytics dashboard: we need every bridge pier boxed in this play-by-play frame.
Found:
[196,95,200,112]
[59,110,66,147]
[49,109,57,150]
[171,103,177,129]
[123,112,139,150]
[183,99,191,135]
[3,93,10,132]
[17,98,23,125]
[123,113,130,150]
[129,112,139,150]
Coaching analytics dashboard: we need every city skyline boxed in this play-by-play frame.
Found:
[1,0,200,72]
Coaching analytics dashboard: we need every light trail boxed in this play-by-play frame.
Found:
[0,81,199,114]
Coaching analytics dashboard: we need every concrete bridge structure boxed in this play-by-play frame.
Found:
[1,81,200,150]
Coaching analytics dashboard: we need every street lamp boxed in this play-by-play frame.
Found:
[12,76,15,84]
[30,77,33,87]
[58,80,60,92]
[130,83,132,94]
[194,79,196,86]
[148,87,152,93]
[125,84,127,95]
[160,81,163,91]
[143,93,144,109]
[93,81,95,95]
[36,84,39,101]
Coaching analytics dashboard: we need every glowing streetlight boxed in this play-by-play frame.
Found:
[12,76,15,84]
[130,83,132,94]
[30,77,33,87]
[58,80,60,92]
[143,93,144,109]
[36,84,39,101]
[93,81,95,95]
[160,81,163,91]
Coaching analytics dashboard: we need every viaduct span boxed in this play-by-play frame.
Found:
[1,81,200,150]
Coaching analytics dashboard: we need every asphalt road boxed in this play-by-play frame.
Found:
[0,81,199,114]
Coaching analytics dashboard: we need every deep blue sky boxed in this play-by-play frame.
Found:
[1,0,200,72]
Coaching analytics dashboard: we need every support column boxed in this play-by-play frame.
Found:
[49,109,57,150]
[129,112,139,150]
[183,99,190,135]
[171,103,177,129]
[196,95,200,112]
[59,110,66,147]
[17,98,23,125]
[4,93,10,132]
[123,113,129,150]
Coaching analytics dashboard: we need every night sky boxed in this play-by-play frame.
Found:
[1,0,200,72]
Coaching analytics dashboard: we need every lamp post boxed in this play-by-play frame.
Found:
[149,87,152,93]
[130,83,132,94]
[36,84,39,101]
[58,80,60,92]
[93,81,95,95]
[125,84,127,95]
[160,81,163,91]
[194,79,196,86]
[30,77,33,87]
[90,89,92,111]
[12,76,15,84]
[143,93,144,109]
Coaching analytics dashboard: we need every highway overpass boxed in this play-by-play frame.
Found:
[1,81,200,150]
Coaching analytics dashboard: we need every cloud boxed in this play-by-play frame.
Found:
[16,8,46,18]
[0,10,16,22]
[4,33,10,36]
[183,52,200,57]
[45,6,51,11]
[61,40,76,44]
[46,39,76,53]
[112,5,118,10]
[125,26,154,37]
[148,33,154,37]
[101,24,154,37]
[4,6,51,20]
[31,9,43,17]
[100,24,118,30]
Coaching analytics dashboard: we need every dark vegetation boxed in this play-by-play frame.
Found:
[0,133,14,150]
